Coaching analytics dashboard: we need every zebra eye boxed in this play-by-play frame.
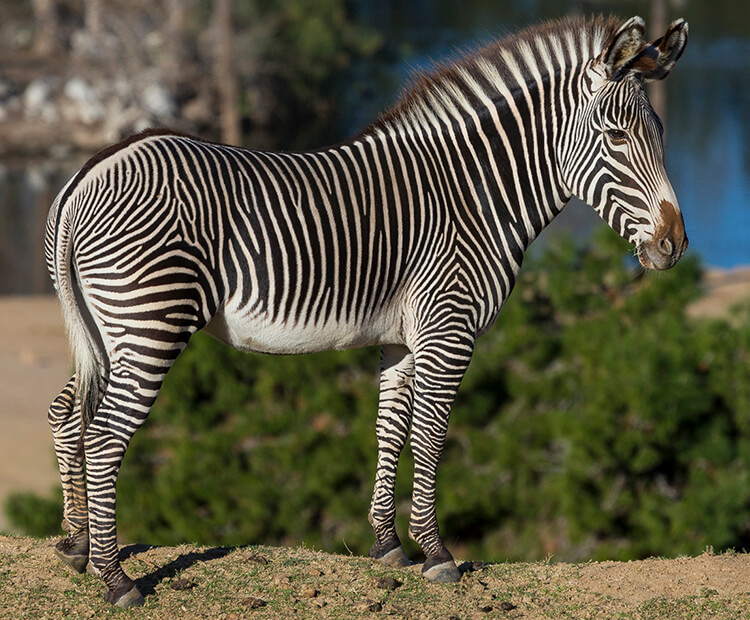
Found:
[606,128,628,142]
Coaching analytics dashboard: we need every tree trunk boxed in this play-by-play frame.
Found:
[214,0,241,145]
[32,0,59,56]
[84,0,104,37]
[164,0,190,95]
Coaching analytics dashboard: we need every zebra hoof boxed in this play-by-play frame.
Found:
[54,538,89,574]
[423,560,462,583]
[106,583,144,608]
[378,546,411,567]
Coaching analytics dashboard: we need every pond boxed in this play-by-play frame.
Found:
[1,0,748,294]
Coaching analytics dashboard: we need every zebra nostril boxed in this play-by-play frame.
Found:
[658,238,673,257]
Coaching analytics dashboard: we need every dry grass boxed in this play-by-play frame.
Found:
[3,535,750,618]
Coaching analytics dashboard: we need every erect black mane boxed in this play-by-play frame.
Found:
[370,14,623,133]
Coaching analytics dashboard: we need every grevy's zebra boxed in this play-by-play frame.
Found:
[46,15,688,606]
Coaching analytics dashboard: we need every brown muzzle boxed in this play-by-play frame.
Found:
[638,200,688,270]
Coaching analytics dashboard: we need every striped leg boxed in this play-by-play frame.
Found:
[83,351,180,608]
[369,344,414,567]
[408,334,474,582]
[49,375,90,573]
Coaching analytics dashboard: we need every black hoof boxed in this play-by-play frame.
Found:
[377,546,411,567]
[422,549,462,583]
[422,560,462,582]
[105,581,144,608]
[369,538,410,566]
[54,536,89,574]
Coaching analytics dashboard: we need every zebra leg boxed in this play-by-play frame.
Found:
[368,344,414,567]
[83,357,170,608]
[48,375,90,573]
[408,336,474,582]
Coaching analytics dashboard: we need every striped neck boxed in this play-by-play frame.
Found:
[358,16,621,250]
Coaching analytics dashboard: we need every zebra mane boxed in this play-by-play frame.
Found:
[371,14,623,134]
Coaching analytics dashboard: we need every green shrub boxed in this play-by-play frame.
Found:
[116,340,381,553]
[4,489,62,538]
[439,232,750,561]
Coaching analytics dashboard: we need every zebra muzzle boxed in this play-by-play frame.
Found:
[638,200,688,270]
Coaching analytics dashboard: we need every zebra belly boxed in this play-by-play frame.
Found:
[204,306,404,355]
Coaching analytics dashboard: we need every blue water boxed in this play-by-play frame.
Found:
[668,46,750,268]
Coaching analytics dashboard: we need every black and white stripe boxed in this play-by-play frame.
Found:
[45,14,688,605]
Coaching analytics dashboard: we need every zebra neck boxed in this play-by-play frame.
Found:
[351,73,573,268]
[357,19,618,257]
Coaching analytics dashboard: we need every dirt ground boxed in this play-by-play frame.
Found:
[686,267,750,321]
[2,536,750,618]
[0,296,70,532]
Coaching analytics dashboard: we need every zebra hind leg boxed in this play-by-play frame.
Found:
[48,375,90,574]
[368,345,414,568]
[83,354,179,608]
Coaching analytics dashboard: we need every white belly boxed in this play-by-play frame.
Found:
[203,303,404,355]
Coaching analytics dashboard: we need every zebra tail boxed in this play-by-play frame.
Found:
[46,182,105,454]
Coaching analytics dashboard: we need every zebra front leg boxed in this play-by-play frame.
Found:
[408,336,474,582]
[48,375,90,573]
[369,345,414,567]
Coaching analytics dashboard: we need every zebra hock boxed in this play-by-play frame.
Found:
[46,15,688,607]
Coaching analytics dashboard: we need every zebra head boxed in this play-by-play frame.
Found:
[561,16,689,270]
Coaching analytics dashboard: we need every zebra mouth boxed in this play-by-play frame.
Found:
[636,236,688,271]
[636,243,658,270]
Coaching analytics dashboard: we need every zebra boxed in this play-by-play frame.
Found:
[46,15,688,606]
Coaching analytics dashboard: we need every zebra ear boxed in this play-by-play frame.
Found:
[632,18,689,81]
[603,17,689,82]
[602,16,646,77]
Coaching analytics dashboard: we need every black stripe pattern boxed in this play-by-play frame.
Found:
[44,14,688,604]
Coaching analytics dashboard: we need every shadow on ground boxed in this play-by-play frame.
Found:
[121,544,235,597]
